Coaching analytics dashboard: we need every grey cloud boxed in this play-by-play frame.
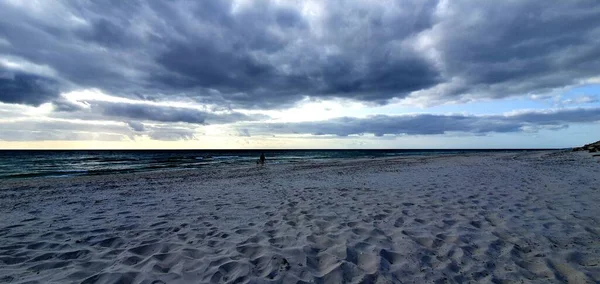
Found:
[0,0,441,108]
[127,121,145,132]
[51,97,88,112]
[128,121,200,141]
[506,108,600,125]
[421,1,600,101]
[0,120,129,134]
[0,1,156,100]
[0,106,23,119]
[97,103,208,124]
[0,119,198,141]
[0,0,598,108]
[240,107,600,137]
[0,71,59,106]
[0,129,125,142]
[128,120,197,141]
[91,102,264,124]
[146,126,197,141]
[79,18,132,48]
[0,119,132,141]
[238,128,251,137]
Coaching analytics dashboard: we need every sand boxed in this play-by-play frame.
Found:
[0,151,599,283]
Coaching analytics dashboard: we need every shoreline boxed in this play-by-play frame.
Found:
[0,149,564,181]
[1,150,599,283]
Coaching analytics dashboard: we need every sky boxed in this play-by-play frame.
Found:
[0,0,599,149]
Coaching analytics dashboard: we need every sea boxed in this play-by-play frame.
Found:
[0,149,554,179]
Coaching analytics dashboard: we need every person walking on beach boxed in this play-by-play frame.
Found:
[259,153,266,165]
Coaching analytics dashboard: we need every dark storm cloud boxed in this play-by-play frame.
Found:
[0,71,59,106]
[0,0,599,108]
[242,107,600,137]
[420,1,600,102]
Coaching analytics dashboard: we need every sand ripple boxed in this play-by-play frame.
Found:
[0,151,599,283]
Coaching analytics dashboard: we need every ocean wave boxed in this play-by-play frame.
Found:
[210,155,240,160]
[0,149,549,180]
[1,169,89,179]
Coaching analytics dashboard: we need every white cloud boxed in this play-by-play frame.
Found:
[0,55,59,78]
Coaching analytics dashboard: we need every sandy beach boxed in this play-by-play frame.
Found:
[0,151,599,283]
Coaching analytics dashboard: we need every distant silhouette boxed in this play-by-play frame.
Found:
[259,153,266,165]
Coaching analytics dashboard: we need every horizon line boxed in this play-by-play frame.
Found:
[0,148,568,151]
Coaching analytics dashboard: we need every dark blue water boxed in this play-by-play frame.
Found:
[0,149,553,179]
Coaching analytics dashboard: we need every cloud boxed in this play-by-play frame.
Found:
[506,107,600,125]
[239,107,600,137]
[0,118,200,142]
[90,101,265,124]
[145,126,197,141]
[0,129,126,142]
[47,92,268,124]
[408,1,600,104]
[51,97,89,112]
[127,121,145,132]
[0,119,133,141]
[96,102,208,124]
[0,71,60,106]
[560,95,599,106]
[238,128,251,137]
[1,0,597,109]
